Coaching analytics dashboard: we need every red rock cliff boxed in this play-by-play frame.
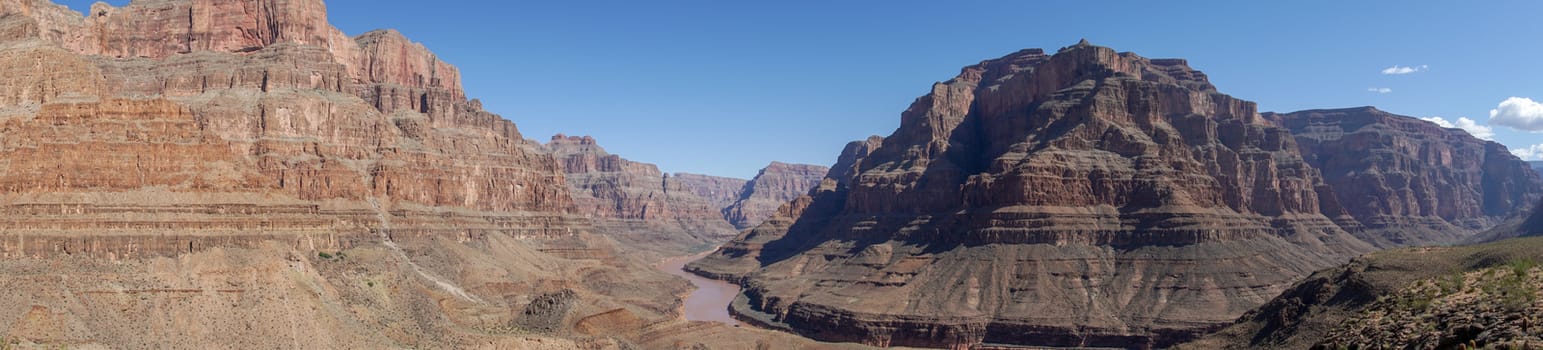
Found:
[691,41,1377,349]
[0,1,714,349]
[0,0,582,258]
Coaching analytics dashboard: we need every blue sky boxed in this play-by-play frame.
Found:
[64,1,1543,178]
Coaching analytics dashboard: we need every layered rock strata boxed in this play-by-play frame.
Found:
[722,162,829,230]
[1265,108,1543,247]
[0,0,578,256]
[0,0,708,348]
[691,41,1377,349]
[544,134,739,254]
[673,173,748,211]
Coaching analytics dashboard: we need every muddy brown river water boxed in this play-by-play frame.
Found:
[656,251,742,326]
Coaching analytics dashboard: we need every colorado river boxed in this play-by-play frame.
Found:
[656,251,742,327]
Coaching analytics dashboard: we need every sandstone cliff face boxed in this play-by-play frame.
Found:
[543,134,739,254]
[0,0,579,259]
[1265,108,1543,247]
[722,162,829,230]
[0,0,718,348]
[691,42,1376,349]
[673,173,748,211]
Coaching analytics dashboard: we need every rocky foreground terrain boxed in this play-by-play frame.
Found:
[689,40,1541,349]
[1181,200,1543,349]
[0,0,858,348]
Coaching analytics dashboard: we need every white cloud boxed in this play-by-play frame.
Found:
[1368,87,1392,94]
[1513,144,1543,161]
[1381,64,1429,75]
[1421,116,1453,128]
[1489,97,1543,132]
[1421,116,1495,140]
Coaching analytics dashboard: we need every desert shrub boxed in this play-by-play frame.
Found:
[1508,258,1536,278]
[1436,273,1465,295]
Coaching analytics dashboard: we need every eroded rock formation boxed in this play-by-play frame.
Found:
[0,0,795,348]
[1265,108,1543,247]
[722,162,829,230]
[543,134,739,254]
[691,41,1379,349]
[0,0,580,260]
[673,173,748,211]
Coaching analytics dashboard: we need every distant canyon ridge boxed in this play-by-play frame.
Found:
[543,133,827,255]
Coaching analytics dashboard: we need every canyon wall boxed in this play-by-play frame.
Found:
[691,41,1381,349]
[673,173,748,211]
[543,134,739,254]
[722,162,829,230]
[0,0,580,258]
[1265,108,1542,247]
[0,1,734,348]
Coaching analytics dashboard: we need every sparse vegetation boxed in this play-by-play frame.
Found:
[1436,273,1465,294]
[1508,258,1536,278]
[1496,259,1538,311]
[318,251,333,259]
[1323,257,1543,349]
